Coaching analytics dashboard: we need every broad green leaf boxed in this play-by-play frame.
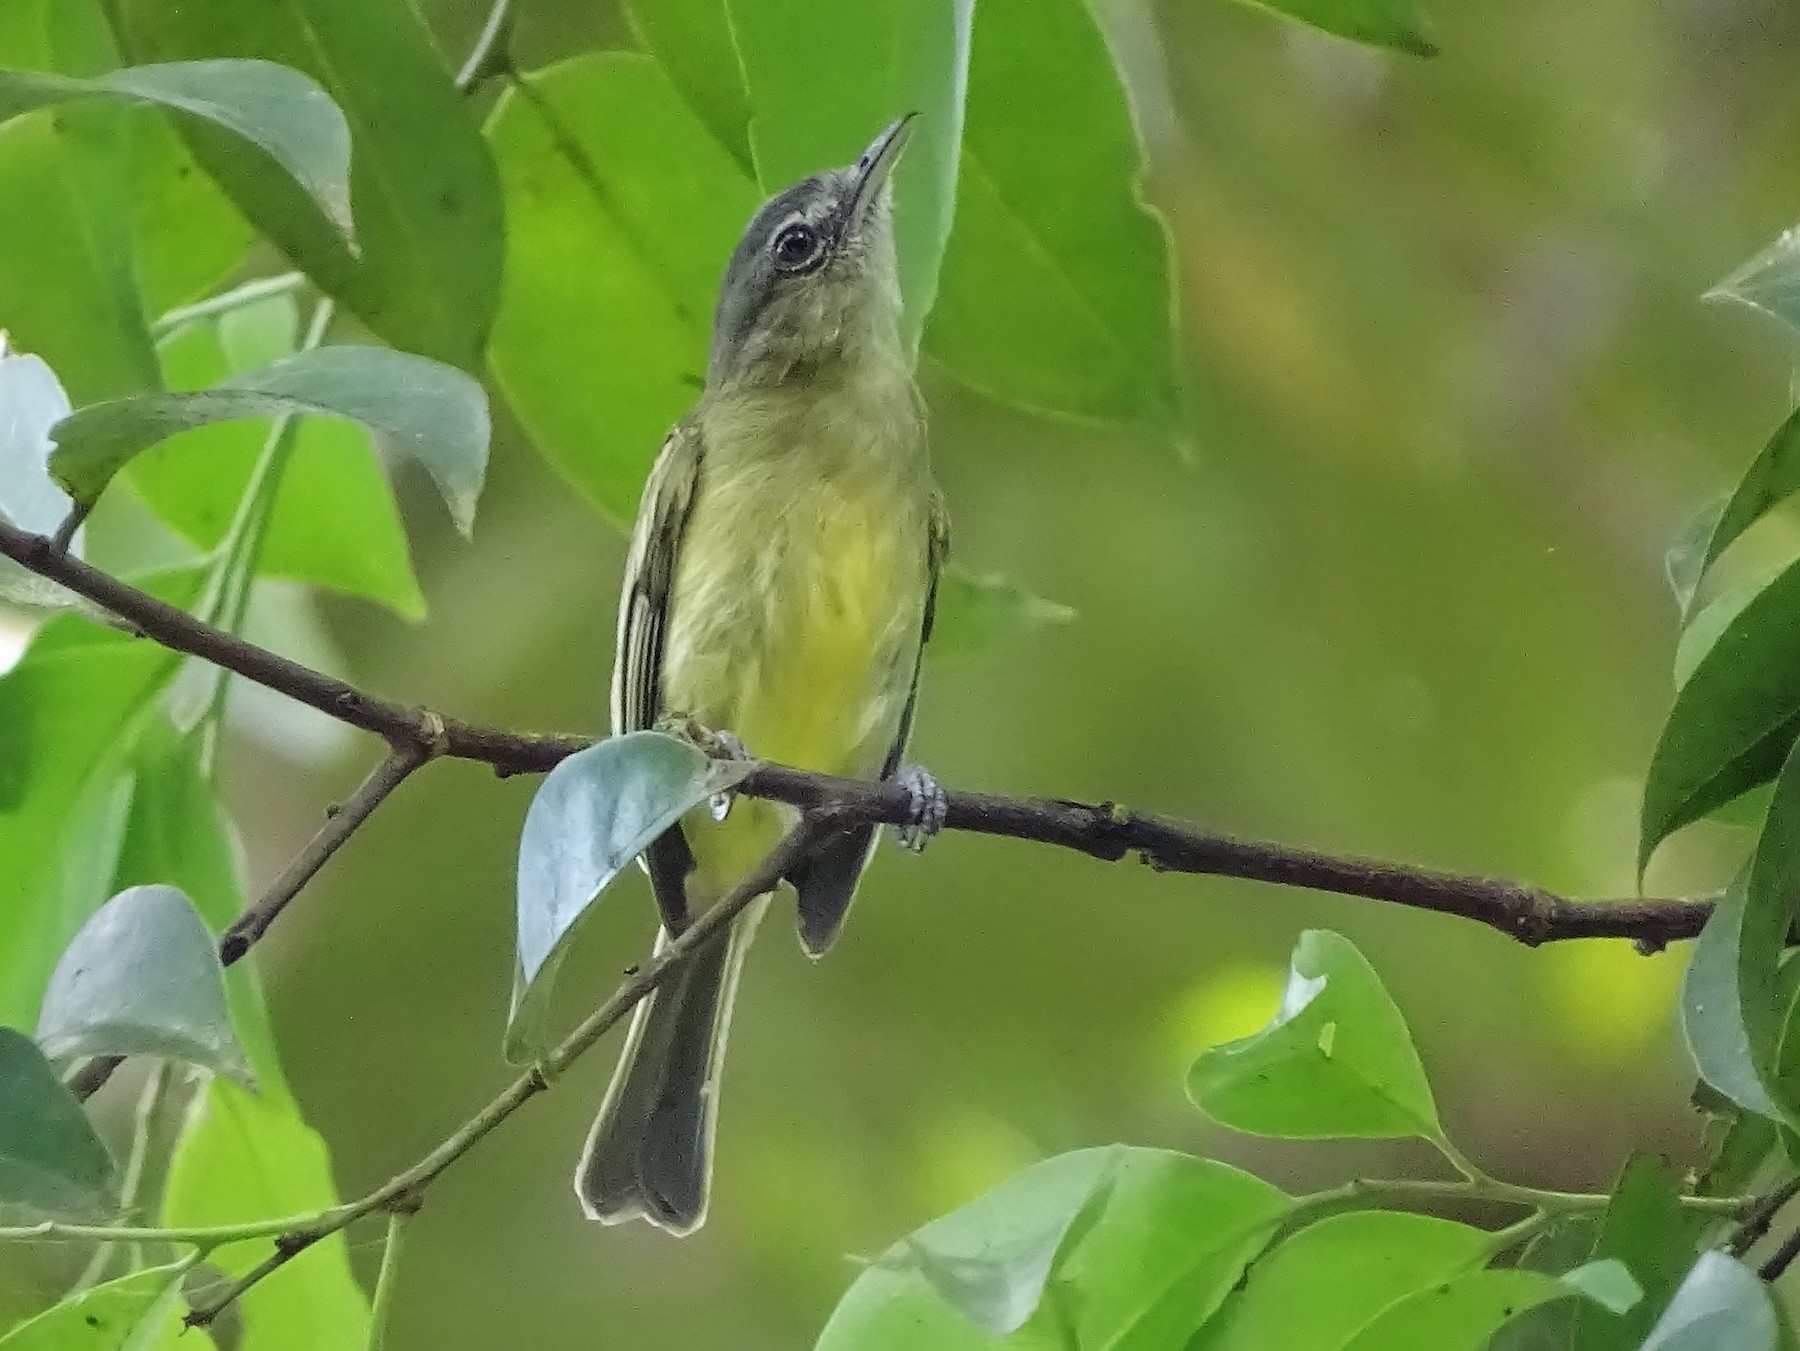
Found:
[1640,554,1800,870]
[1224,0,1438,56]
[1671,410,1800,615]
[923,0,1178,424]
[49,344,490,536]
[508,731,754,1059]
[34,884,251,1085]
[0,1263,187,1349]
[163,1080,369,1351]
[117,0,504,371]
[1709,227,1800,342]
[624,0,754,174]
[0,59,352,239]
[0,0,155,404]
[1575,1154,1704,1350]
[927,568,1075,663]
[726,0,972,350]
[1639,1252,1777,1351]
[1187,929,1440,1138]
[131,298,424,618]
[0,1026,113,1219]
[1192,1211,1493,1351]
[486,53,760,522]
[816,1148,1289,1351]
[133,114,253,314]
[1337,1269,1561,1351]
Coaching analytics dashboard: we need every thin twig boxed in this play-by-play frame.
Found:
[1728,1174,1800,1258]
[0,517,1718,951]
[455,0,515,91]
[183,813,835,1328]
[1761,1223,1800,1281]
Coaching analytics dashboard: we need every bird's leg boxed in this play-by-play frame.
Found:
[655,714,756,821]
[892,764,948,852]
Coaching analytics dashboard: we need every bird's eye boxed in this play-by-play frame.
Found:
[772,223,822,271]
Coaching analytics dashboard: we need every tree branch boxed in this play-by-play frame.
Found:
[182,812,836,1328]
[0,517,1717,956]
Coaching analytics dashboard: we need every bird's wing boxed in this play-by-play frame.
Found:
[793,491,950,955]
[612,419,705,930]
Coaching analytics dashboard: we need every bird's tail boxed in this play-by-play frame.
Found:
[574,895,768,1234]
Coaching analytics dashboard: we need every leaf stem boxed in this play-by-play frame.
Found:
[152,272,308,338]
[367,1210,411,1351]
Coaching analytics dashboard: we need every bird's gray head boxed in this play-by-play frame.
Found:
[707,115,914,391]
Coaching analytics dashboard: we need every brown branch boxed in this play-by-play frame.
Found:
[0,517,1717,956]
[184,812,836,1329]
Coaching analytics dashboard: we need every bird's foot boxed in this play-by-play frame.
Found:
[654,716,754,820]
[893,764,947,852]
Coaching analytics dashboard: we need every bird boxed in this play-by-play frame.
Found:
[575,114,949,1235]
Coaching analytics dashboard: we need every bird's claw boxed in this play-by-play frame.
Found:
[655,716,753,820]
[893,764,947,852]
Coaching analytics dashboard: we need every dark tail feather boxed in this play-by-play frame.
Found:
[574,896,767,1234]
[791,824,879,956]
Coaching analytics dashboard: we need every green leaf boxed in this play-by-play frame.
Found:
[1640,554,1800,870]
[163,1080,369,1351]
[0,59,353,240]
[117,0,504,371]
[1639,1252,1777,1351]
[34,883,251,1085]
[1681,735,1800,1123]
[815,1147,1290,1350]
[1562,1261,1644,1319]
[0,1026,113,1219]
[49,344,490,535]
[508,731,753,1059]
[1667,495,1727,617]
[1574,1155,1704,1349]
[0,0,156,404]
[485,53,760,522]
[0,1264,188,1349]
[1187,928,1440,1138]
[1709,227,1800,342]
[1223,0,1438,57]
[132,298,424,618]
[927,568,1075,663]
[1336,1269,1562,1350]
[133,113,254,314]
[1671,410,1800,615]
[923,0,1179,424]
[726,0,972,350]
[1191,1211,1494,1351]
[623,0,754,174]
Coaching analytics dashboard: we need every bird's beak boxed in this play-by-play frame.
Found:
[844,113,916,234]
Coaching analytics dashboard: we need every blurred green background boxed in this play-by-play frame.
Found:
[20,0,1800,1343]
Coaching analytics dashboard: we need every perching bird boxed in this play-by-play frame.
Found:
[575,115,949,1235]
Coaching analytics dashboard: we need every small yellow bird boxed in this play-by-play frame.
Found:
[576,116,949,1234]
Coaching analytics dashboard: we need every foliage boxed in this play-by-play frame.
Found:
[6,0,1800,1346]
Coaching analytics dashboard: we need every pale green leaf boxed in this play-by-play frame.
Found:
[0,1264,187,1350]
[1639,1252,1777,1351]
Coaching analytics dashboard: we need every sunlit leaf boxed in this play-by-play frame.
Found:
[133,113,254,314]
[163,1080,369,1351]
[1192,1211,1493,1351]
[1223,0,1438,56]
[1563,1260,1644,1319]
[35,884,251,1085]
[486,53,759,522]
[1669,410,1800,617]
[726,0,972,350]
[49,345,490,536]
[117,0,504,371]
[132,296,424,618]
[924,0,1179,424]
[1336,1269,1560,1350]
[0,59,353,240]
[1710,227,1800,342]
[0,0,155,404]
[1638,1252,1777,1351]
[624,0,754,174]
[1640,555,1800,870]
[1187,928,1440,1138]
[508,731,754,1059]
[926,568,1075,663]
[0,1263,188,1349]
[816,1148,1289,1350]
[0,1026,113,1219]
[1575,1155,1704,1349]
